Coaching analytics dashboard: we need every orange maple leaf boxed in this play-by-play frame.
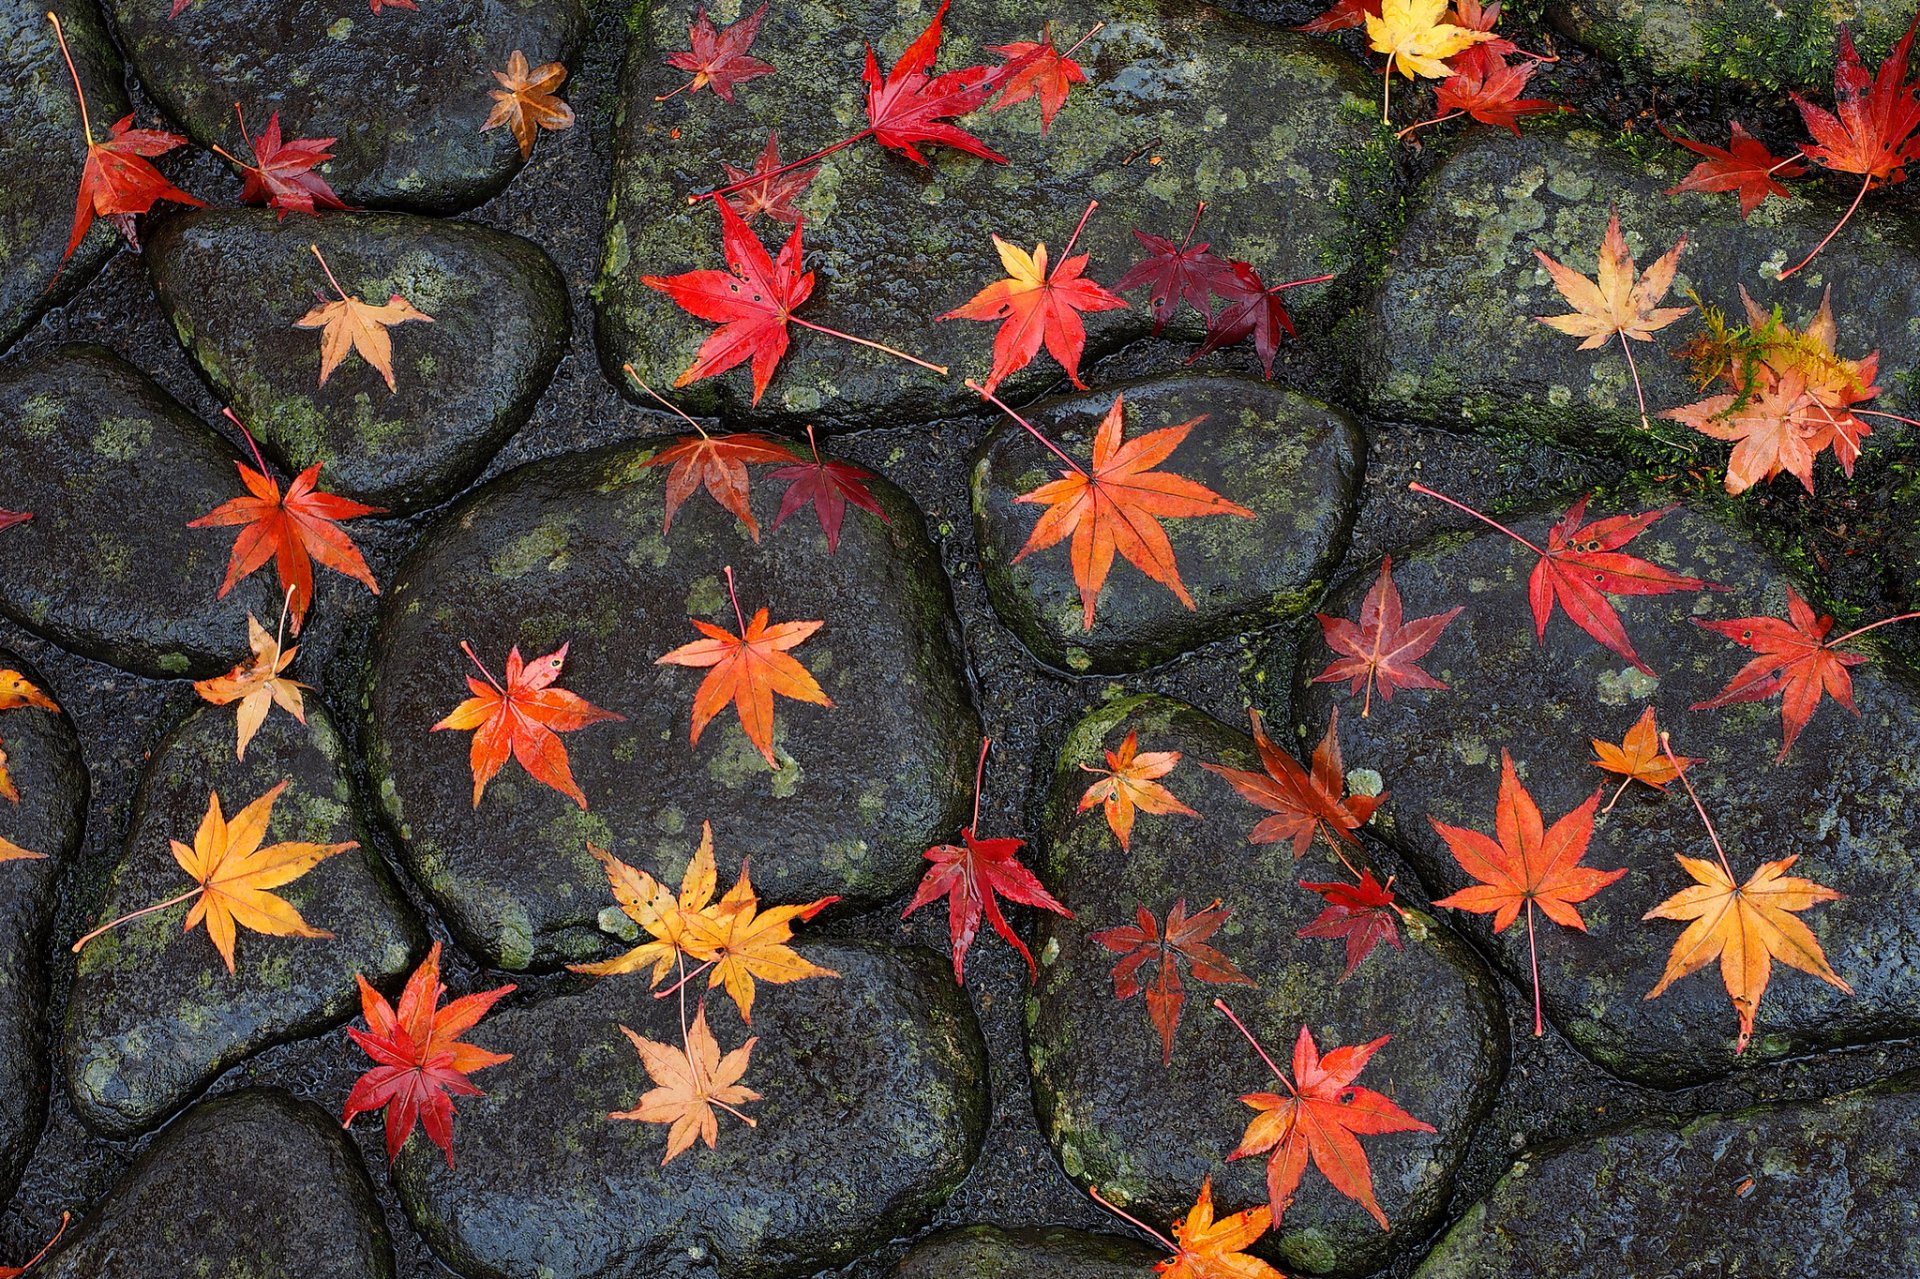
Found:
[1000,390,1254,631]
[1204,709,1381,858]
[655,568,830,768]
[1429,749,1624,1035]
[612,1002,760,1164]
[1590,706,1699,811]
[644,431,797,540]
[0,669,60,809]
[295,245,434,392]
[1152,1177,1285,1279]
[193,608,307,761]
[1077,729,1198,850]
[431,641,624,809]
[483,50,576,160]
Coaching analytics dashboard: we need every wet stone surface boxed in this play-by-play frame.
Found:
[971,375,1361,673]
[365,441,980,970]
[1359,120,1920,448]
[35,1088,395,1279]
[1415,1079,1920,1278]
[63,701,421,1138]
[1027,695,1506,1278]
[0,0,130,357]
[103,0,589,213]
[394,940,987,1279]
[0,344,282,678]
[145,208,569,511]
[1291,501,1920,1087]
[599,0,1395,426]
[0,649,84,1204]
[1550,0,1915,90]
[891,1225,1159,1277]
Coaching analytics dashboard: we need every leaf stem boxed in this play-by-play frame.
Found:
[273,582,296,665]
[1381,66,1391,125]
[47,11,94,145]
[309,244,351,302]
[622,363,712,440]
[1853,407,1920,429]
[1406,482,1547,556]
[1396,110,1462,139]
[1661,731,1736,882]
[692,131,869,203]
[1524,901,1544,1036]
[1059,198,1099,261]
[966,379,1089,477]
[788,316,948,375]
[653,957,716,1000]
[6,1210,69,1275]
[459,640,506,693]
[1087,1186,1175,1253]
[221,406,273,477]
[1778,171,1872,281]
[72,885,204,954]
[1181,200,1206,249]
[1266,272,1337,293]
[1602,773,1634,814]
[722,565,748,636]
[1617,329,1652,430]
[654,80,692,103]
[1827,611,1920,650]
[1058,19,1104,61]
[968,737,990,833]
[1211,997,1294,1091]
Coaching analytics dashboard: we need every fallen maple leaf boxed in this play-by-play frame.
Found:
[1782,16,1920,278]
[570,823,721,983]
[368,0,417,10]
[613,1002,760,1163]
[432,641,623,809]
[1416,46,1562,136]
[1187,259,1332,378]
[1429,749,1623,1035]
[1533,210,1690,428]
[1093,899,1253,1064]
[0,1213,68,1279]
[342,940,515,1166]
[189,415,382,633]
[1691,586,1916,760]
[1313,554,1463,717]
[1204,709,1381,858]
[1408,484,1715,676]
[902,738,1071,984]
[193,606,307,761]
[296,245,434,393]
[679,859,837,1024]
[1077,729,1198,850]
[1219,1002,1435,1230]
[639,426,798,541]
[1298,0,1381,33]
[655,566,830,768]
[1115,204,1239,335]
[0,511,27,532]
[988,22,1095,133]
[1663,121,1805,218]
[213,104,348,217]
[1148,1178,1285,1279]
[721,132,818,224]
[1298,869,1404,980]
[1591,706,1698,810]
[661,3,775,102]
[484,50,575,161]
[1366,0,1494,121]
[1644,747,1851,1052]
[72,780,355,974]
[49,12,202,264]
[940,202,1127,393]
[989,388,1255,631]
[768,424,890,552]
[0,669,59,809]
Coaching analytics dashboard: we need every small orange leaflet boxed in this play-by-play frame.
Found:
[614,1002,760,1164]
[296,245,434,393]
[432,640,624,810]
[655,566,830,769]
[1078,729,1197,850]
[982,386,1254,632]
[1088,1178,1283,1279]
[1591,706,1698,811]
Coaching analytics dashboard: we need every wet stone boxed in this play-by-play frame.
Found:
[599,0,1394,425]
[365,441,980,970]
[892,1225,1159,1278]
[1027,695,1505,1278]
[394,940,987,1279]
[145,209,569,512]
[1360,120,1920,445]
[0,344,282,678]
[63,701,422,1138]
[0,649,85,1203]
[0,0,129,355]
[36,1088,394,1279]
[1551,0,1914,90]
[103,0,588,213]
[1415,1080,1920,1277]
[1291,502,1920,1086]
[971,375,1361,673]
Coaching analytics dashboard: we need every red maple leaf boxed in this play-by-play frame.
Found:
[1663,121,1806,218]
[767,425,889,552]
[215,106,349,218]
[1298,869,1403,980]
[1093,899,1254,1064]
[1204,709,1382,858]
[1427,47,1562,136]
[1114,204,1239,335]
[368,0,419,11]
[0,511,27,533]
[901,740,1070,984]
[1409,484,1715,676]
[1188,260,1330,378]
[987,22,1092,133]
[642,430,797,540]
[1781,16,1920,277]
[721,132,818,224]
[1296,0,1381,33]
[431,641,624,809]
[662,3,776,102]
[342,941,515,1167]
[1691,587,1916,761]
[189,432,383,633]
[1313,554,1464,717]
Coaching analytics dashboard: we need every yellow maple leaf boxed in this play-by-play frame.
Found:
[1365,0,1493,119]
[193,613,308,761]
[611,1002,760,1164]
[569,823,720,981]
[0,668,59,807]
[680,860,838,1024]
[295,245,433,392]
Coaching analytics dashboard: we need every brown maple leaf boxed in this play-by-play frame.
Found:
[1590,706,1698,810]
[1092,898,1253,1064]
[193,606,307,761]
[1313,554,1463,717]
[613,1003,760,1164]
[1077,730,1198,850]
[721,133,818,224]
[1204,709,1381,858]
[295,245,434,392]
[484,50,575,160]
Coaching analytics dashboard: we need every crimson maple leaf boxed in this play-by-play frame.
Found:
[189,450,382,633]
[1092,899,1253,1064]
[0,511,27,533]
[1663,121,1806,218]
[431,641,624,809]
[1189,260,1329,378]
[216,106,349,217]
[721,132,818,224]
[1204,709,1382,858]
[1114,205,1239,335]
[662,3,775,101]
[642,430,797,540]
[1427,46,1562,136]
[1297,869,1403,980]
[767,426,889,552]
[342,941,515,1167]
[1296,0,1381,33]
[861,0,1005,166]
[987,23,1091,133]
[1313,555,1464,717]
